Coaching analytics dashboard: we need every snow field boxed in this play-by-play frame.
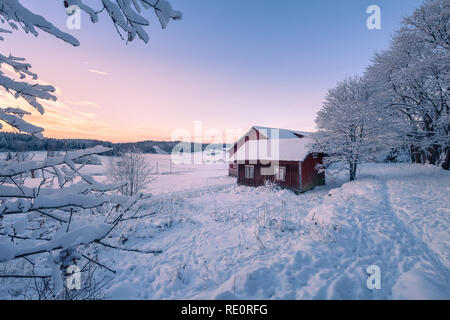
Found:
[95,157,450,299]
[1,152,448,299]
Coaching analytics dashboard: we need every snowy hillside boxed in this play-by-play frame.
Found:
[64,156,449,300]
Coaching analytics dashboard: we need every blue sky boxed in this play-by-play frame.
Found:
[3,0,424,142]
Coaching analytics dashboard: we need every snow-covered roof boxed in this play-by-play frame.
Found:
[234,138,313,161]
[253,126,312,139]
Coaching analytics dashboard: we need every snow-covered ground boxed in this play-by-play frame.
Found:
[82,155,449,300]
[2,152,449,299]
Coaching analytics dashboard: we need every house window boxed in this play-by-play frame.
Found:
[245,165,254,179]
[275,166,286,181]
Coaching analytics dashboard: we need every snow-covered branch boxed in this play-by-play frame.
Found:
[0,146,110,177]
[0,0,181,137]
[0,0,80,45]
[0,145,154,298]
[64,0,182,43]
[0,0,177,299]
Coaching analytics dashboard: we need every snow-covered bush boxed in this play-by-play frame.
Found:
[384,147,411,163]
[108,149,155,196]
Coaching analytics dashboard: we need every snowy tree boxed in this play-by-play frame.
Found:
[0,0,180,298]
[366,0,449,169]
[311,76,393,181]
[317,0,449,173]
[108,149,155,196]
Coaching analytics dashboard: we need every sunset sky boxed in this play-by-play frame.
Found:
[2,0,423,142]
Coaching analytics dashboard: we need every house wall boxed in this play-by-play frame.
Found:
[228,163,238,177]
[301,153,325,192]
[237,160,300,191]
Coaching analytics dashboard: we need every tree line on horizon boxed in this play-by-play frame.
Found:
[0,132,226,155]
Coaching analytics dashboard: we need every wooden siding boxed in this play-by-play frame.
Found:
[237,160,300,191]
[300,153,325,192]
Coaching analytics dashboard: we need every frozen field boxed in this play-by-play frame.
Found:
[2,152,449,299]
[83,154,449,300]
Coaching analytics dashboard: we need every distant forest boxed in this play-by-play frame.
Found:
[0,132,227,155]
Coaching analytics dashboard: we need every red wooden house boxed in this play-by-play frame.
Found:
[228,126,325,193]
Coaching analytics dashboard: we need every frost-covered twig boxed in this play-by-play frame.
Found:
[95,240,162,254]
